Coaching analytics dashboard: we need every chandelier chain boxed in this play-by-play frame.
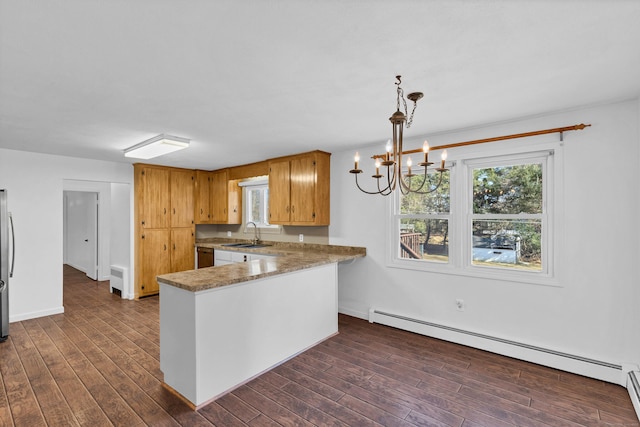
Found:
[396,78,417,129]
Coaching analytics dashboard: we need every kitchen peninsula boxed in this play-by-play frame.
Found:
[156,241,365,408]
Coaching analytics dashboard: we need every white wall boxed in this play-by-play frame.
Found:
[0,148,133,321]
[331,99,640,381]
[110,183,131,272]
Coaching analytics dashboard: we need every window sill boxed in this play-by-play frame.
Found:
[388,258,561,287]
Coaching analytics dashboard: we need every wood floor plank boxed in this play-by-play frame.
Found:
[0,368,14,427]
[276,359,413,420]
[0,326,47,427]
[278,381,383,427]
[246,374,348,426]
[64,309,180,426]
[216,391,262,423]
[21,317,108,426]
[197,400,246,427]
[0,265,637,426]
[231,384,316,426]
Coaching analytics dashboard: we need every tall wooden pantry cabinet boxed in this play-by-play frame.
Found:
[134,164,195,297]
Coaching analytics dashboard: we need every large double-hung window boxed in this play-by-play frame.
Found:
[393,148,556,284]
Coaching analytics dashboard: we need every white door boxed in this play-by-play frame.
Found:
[63,191,98,280]
[86,193,98,280]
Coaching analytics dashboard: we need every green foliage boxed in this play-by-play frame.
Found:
[473,164,542,214]
[400,170,450,215]
[473,163,543,264]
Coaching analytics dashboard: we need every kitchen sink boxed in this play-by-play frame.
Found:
[222,243,272,249]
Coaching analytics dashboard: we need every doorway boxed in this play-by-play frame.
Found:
[62,180,132,298]
[63,191,98,280]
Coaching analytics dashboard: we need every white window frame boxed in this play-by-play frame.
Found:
[388,141,563,287]
[240,177,281,235]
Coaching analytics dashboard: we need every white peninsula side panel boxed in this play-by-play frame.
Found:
[160,263,338,407]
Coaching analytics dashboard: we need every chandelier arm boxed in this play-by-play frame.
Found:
[377,172,394,196]
[399,168,429,194]
[353,173,392,195]
[409,171,445,195]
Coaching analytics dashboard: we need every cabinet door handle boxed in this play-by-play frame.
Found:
[164,208,167,214]
[173,208,176,214]
[291,205,295,213]
[173,243,176,250]
[164,244,167,251]
[286,206,290,213]
[200,208,204,214]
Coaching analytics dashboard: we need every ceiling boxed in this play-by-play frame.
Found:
[1,0,639,171]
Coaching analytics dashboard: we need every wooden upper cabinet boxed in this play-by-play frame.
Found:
[290,156,317,223]
[208,169,242,224]
[194,171,212,224]
[227,180,242,225]
[138,166,170,229]
[268,160,291,224]
[268,151,330,226]
[195,169,242,225]
[210,169,228,223]
[170,169,195,228]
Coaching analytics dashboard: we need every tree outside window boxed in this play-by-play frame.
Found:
[398,171,450,263]
[471,163,543,271]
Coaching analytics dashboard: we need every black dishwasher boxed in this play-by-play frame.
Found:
[197,247,214,268]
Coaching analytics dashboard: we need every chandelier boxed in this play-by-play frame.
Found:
[350,75,448,196]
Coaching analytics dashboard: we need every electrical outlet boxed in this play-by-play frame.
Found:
[226,231,232,237]
[299,234,304,242]
[455,299,465,311]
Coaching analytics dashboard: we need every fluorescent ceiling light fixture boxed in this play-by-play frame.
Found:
[124,134,190,159]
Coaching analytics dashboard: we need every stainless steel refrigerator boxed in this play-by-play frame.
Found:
[1,189,15,342]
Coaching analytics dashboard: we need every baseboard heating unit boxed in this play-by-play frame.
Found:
[109,265,129,298]
[368,308,627,385]
[629,371,640,420]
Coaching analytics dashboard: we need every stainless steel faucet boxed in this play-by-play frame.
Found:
[247,221,260,245]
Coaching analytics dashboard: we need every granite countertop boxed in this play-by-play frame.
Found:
[156,239,366,293]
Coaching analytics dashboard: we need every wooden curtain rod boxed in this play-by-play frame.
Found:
[372,123,591,159]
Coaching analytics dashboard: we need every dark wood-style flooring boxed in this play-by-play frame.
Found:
[0,265,637,426]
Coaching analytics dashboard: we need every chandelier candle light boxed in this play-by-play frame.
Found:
[350,75,448,196]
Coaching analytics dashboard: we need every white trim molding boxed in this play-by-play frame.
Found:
[369,307,627,386]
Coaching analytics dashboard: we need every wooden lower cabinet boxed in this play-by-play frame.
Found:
[139,229,171,296]
[171,227,195,272]
[138,227,195,297]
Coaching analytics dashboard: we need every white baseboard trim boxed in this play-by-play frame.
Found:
[10,306,64,323]
[628,371,640,421]
[66,262,86,274]
[369,307,626,386]
[338,306,369,320]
